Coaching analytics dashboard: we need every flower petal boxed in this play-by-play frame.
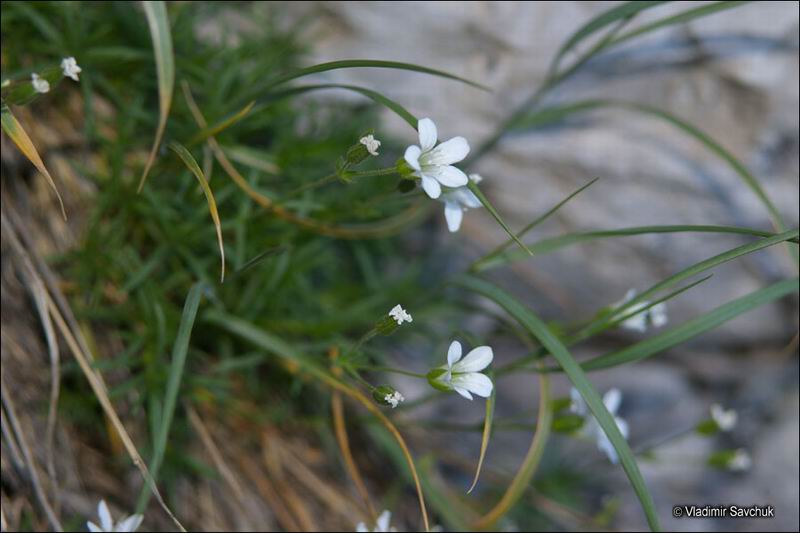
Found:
[420,174,442,199]
[98,500,113,531]
[453,346,493,373]
[425,136,470,166]
[615,416,629,441]
[404,145,422,171]
[87,522,103,533]
[453,386,473,400]
[447,340,462,368]
[451,372,493,398]
[428,165,469,188]
[569,387,587,416]
[444,202,463,232]
[418,118,437,152]
[376,510,392,532]
[603,388,622,415]
[116,514,143,532]
[356,523,369,532]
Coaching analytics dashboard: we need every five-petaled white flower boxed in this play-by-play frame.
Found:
[615,289,667,332]
[384,390,405,409]
[570,387,629,464]
[430,340,493,400]
[360,134,381,156]
[388,304,412,325]
[61,57,82,81]
[31,73,50,94]
[440,173,483,232]
[710,404,737,432]
[404,117,470,199]
[728,449,752,472]
[87,500,143,533]
[356,510,396,532]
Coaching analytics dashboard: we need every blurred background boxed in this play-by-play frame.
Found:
[2,1,798,531]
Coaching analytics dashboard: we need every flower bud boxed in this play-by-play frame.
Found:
[373,385,405,408]
[426,368,452,392]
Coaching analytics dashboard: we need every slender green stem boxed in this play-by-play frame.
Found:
[356,365,428,379]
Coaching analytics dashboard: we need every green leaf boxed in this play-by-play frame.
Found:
[169,142,226,282]
[187,101,255,146]
[136,283,204,512]
[476,224,793,273]
[268,83,418,128]
[458,276,661,531]
[467,180,532,256]
[1,104,66,219]
[467,385,495,494]
[264,59,489,92]
[580,277,799,371]
[138,0,175,192]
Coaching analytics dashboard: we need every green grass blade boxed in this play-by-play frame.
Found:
[187,101,255,146]
[138,0,175,192]
[268,83,418,128]
[467,180,532,256]
[264,59,489,92]
[609,1,749,47]
[582,277,799,371]
[467,384,495,494]
[471,177,598,271]
[1,104,66,219]
[458,276,661,531]
[549,1,666,76]
[136,282,204,512]
[476,224,794,273]
[169,142,226,282]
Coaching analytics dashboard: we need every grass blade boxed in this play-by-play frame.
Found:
[169,142,226,282]
[268,83,418,127]
[468,180,532,256]
[136,283,204,512]
[582,277,799,371]
[1,104,66,219]
[472,371,552,530]
[138,0,175,192]
[187,100,255,146]
[467,385,495,494]
[264,59,489,92]
[476,224,794,273]
[458,275,661,531]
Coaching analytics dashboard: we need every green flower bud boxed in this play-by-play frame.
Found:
[372,385,405,408]
[426,367,452,392]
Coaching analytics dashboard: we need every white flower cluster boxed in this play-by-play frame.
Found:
[388,304,413,325]
[383,390,405,409]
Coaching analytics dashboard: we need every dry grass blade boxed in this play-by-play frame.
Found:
[138,0,175,192]
[1,106,66,219]
[467,388,494,494]
[169,142,226,282]
[236,453,302,531]
[1,216,186,532]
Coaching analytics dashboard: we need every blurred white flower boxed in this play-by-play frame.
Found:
[384,390,405,409]
[616,289,668,332]
[87,500,143,533]
[440,173,483,232]
[360,134,381,156]
[356,510,396,532]
[570,387,629,464]
[31,73,50,94]
[388,304,412,325]
[61,56,82,81]
[404,117,469,199]
[710,404,737,432]
[728,449,752,472]
[430,340,493,400]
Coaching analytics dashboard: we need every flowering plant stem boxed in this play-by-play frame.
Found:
[286,167,398,197]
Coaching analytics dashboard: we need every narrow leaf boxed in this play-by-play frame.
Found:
[169,142,226,282]
[187,100,255,146]
[1,105,66,219]
[138,0,175,192]
[467,385,495,494]
[467,180,532,256]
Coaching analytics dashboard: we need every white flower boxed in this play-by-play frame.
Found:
[710,404,737,432]
[31,73,50,94]
[384,390,405,409]
[440,173,483,232]
[570,387,629,464]
[359,134,381,156]
[356,510,396,532]
[728,449,752,472]
[61,56,82,81]
[404,117,469,199]
[87,500,143,533]
[435,340,493,400]
[388,304,412,325]
[616,289,668,332]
